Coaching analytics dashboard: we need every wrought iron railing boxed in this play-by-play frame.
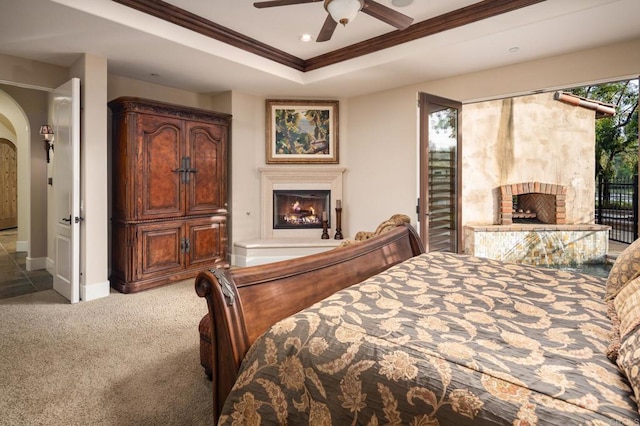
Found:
[596,175,638,243]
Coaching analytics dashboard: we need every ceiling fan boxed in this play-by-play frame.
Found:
[253,0,414,42]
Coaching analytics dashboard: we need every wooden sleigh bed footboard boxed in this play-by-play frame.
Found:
[194,224,424,421]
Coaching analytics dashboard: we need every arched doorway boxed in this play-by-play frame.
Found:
[0,88,34,263]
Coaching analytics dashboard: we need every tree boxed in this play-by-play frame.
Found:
[568,79,639,180]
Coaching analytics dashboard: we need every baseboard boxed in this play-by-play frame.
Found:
[26,256,47,271]
[46,257,54,275]
[81,280,110,301]
[16,240,27,252]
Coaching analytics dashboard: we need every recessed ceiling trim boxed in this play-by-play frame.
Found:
[112,0,546,74]
[305,0,547,71]
[112,0,306,71]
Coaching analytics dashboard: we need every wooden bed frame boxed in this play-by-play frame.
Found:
[194,224,424,420]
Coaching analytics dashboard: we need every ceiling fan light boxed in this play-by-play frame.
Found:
[325,0,363,26]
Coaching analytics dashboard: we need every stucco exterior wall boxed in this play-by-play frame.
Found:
[462,92,595,226]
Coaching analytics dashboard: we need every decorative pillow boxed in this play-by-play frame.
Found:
[616,326,640,415]
[354,214,411,241]
[605,238,640,301]
[614,277,640,414]
[614,276,640,339]
[606,299,621,362]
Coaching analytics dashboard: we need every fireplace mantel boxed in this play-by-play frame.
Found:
[260,167,346,239]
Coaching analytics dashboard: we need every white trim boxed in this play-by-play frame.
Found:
[25,256,47,271]
[15,240,28,252]
[46,257,55,275]
[81,280,110,301]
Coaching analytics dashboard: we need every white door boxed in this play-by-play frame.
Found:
[50,78,81,303]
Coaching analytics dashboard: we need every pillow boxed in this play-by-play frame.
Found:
[606,299,621,362]
[614,277,640,414]
[614,276,640,339]
[617,328,640,415]
[605,238,640,301]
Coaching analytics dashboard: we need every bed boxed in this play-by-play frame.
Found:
[195,224,640,425]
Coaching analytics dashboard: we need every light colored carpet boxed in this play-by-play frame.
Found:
[0,280,213,425]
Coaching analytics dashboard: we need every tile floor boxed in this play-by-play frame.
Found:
[0,228,53,300]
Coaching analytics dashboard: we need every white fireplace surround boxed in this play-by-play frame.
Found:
[260,166,346,239]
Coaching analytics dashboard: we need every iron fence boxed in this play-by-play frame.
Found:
[596,175,638,243]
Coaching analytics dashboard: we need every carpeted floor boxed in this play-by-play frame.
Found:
[0,280,213,425]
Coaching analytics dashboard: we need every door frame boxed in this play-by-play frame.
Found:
[418,92,463,252]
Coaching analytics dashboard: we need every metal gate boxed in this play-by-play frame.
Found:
[596,175,638,243]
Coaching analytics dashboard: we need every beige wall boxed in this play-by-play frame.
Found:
[0,53,68,91]
[107,74,214,108]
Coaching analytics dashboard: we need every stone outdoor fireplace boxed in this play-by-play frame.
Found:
[499,182,566,225]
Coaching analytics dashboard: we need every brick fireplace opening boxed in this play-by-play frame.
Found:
[499,182,566,225]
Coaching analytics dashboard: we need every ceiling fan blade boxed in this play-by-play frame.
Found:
[253,0,321,8]
[361,0,414,30]
[316,15,338,42]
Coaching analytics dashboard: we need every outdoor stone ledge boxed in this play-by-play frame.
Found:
[465,224,610,232]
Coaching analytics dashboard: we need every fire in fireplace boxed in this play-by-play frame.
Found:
[273,190,330,229]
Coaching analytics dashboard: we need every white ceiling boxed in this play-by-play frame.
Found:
[0,0,639,97]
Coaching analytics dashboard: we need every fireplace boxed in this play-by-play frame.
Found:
[273,190,330,229]
[259,167,345,239]
[499,182,566,225]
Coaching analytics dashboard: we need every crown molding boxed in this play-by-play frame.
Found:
[113,0,546,73]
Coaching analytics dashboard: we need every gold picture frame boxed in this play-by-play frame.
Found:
[266,99,339,164]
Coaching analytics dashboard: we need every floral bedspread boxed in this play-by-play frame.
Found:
[219,252,639,425]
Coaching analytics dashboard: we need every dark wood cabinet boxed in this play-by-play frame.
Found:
[109,97,230,293]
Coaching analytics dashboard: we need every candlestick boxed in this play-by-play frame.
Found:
[334,207,343,240]
[321,219,330,239]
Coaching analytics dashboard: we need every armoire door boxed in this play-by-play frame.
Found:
[186,216,227,268]
[136,219,185,279]
[137,114,184,220]
[185,121,228,216]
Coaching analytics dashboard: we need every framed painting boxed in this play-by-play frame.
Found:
[266,99,339,164]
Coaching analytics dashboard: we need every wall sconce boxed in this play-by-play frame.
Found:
[39,124,54,163]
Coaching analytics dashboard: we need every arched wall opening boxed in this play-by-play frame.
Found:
[0,89,31,255]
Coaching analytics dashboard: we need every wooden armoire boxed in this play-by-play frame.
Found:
[108,97,230,293]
